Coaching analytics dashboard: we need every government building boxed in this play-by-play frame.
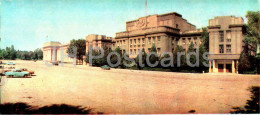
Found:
[115,12,203,58]
[43,12,246,73]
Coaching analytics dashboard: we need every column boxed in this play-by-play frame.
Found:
[209,61,212,73]
[213,60,216,73]
[236,60,239,74]
[232,60,236,73]
[224,63,226,73]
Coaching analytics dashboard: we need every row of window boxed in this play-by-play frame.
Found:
[219,30,231,42]
[219,45,231,53]
[179,37,200,45]
[116,36,161,47]
[130,48,161,55]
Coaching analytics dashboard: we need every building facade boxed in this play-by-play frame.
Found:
[43,41,73,63]
[115,12,202,58]
[208,16,245,73]
[42,12,247,74]
[86,34,115,54]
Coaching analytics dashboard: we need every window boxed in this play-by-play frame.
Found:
[176,24,178,28]
[226,45,231,53]
[148,37,151,44]
[130,49,132,54]
[219,45,224,53]
[157,36,161,41]
[182,38,186,44]
[130,39,132,44]
[138,38,140,43]
[227,30,231,42]
[157,48,161,54]
[219,31,224,42]
[188,38,191,44]
[194,37,197,45]
[172,38,175,46]
[148,48,151,52]
[123,40,125,44]
[142,38,145,43]
[134,39,136,44]
[153,37,156,43]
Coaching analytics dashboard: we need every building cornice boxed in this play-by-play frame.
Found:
[115,26,180,39]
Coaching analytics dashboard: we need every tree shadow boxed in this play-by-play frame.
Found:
[230,86,260,113]
[0,102,95,114]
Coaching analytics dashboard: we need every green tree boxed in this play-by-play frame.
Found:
[67,39,86,64]
[135,48,147,70]
[198,44,209,72]
[200,27,209,51]
[187,42,196,65]
[238,11,260,73]
[34,48,43,60]
[148,44,159,67]
[110,47,122,67]
[238,50,256,73]
[246,11,260,43]
[173,45,186,67]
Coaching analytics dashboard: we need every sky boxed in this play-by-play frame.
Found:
[0,0,259,51]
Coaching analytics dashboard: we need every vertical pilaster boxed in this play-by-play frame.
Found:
[209,61,212,73]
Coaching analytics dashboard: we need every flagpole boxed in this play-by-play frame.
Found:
[145,0,147,28]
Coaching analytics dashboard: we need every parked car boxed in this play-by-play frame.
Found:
[5,69,29,78]
[20,68,35,76]
[52,62,59,66]
[0,66,14,74]
[6,62,15,65]
[0,65,3,75]
[101,65,110,70]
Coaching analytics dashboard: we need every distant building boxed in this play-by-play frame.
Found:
[43,41,73,63]
[86,34,115,54]
[115,12,202,58]
[208,16,245,73]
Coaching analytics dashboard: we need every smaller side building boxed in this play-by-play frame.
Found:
[208,16,245,73]
[85,34,115,54]
[43,41,73,63]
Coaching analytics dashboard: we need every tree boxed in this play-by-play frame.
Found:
[173,45,186,67]
[246,11,260,43]
[187,42,196,65]
[9,45,17,60]
[238,50,256,73]
[238,11,260,73]
[148,44,159,67]
[200,27,209,51]
[67,39,86,64]
[135,48,147,70]
[110,47,122,67]
[198,44,209,72]
[34,48,43,60]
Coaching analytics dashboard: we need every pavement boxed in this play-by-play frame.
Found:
[1,60,260,114]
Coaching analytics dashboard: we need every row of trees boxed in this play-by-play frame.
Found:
[84,38,209,73]
[0,45,43,60]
